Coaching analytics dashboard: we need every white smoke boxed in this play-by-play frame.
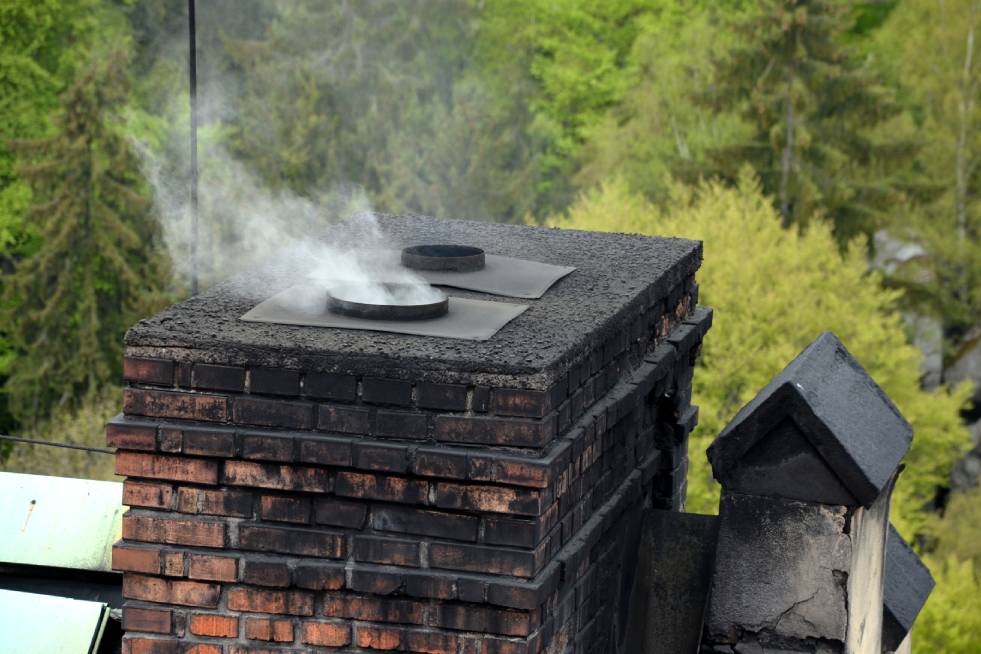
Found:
[133,139,442,309]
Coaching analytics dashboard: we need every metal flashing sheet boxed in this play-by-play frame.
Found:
[242,285,527,341]
[405,252,575,299]
[0,588,109,654]
[0,472,123,573]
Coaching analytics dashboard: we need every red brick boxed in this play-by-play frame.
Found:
[113,545,161,574]
[355,626,458,653]
[187,554,237,582]
[124,358,174,385]
[353,535,420,567]
[189,613,239,637]
[435,604,532,637]
[348,569,403,595]
[182,429,236,457]
[259,495,310,523]
[124,388,228,422]
[241,434,294,463]
[354,441,409,472]
[184,646,222,654]
[370,506,478,542]
[313,498,367,529]
[233,397,315,429]
[412,449,468,479]
[107,422,158,451]
[491,388,551,418]
[428,542,540,578]
[297,436,353,467]
[355,625,401,651]
[433,415,552,448]
[162,551,184,577]
[324,594,425,625]
[123,481,175,509]
[123,636,179,654]
[302,621,351,647]
[123,514,226,548]
[292,563,345,591]
[158,428,182,453]
[122,574,220,608]
[239,525,346,559]
[123,606,173,634]
[334,472,428,504]
[227,588,314,615]
[242,560,290,587]
[177,488,253,518]
[403,629,460,654]
[434,483,542,516]
[493,459,550,489]
[223,461,329,492]
[116,452,218,485]
[245,617,294,642]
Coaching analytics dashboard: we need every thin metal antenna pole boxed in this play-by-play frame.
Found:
[188,0,199,295]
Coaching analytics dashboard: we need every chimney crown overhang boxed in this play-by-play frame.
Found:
[708,331,912,507]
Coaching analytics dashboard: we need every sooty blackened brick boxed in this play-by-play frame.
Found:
[193,364,245,392]
[318,405,372,434]
[362,378,412,407]
[417,383,468,411]
[374,410,428,440]
[314,498,367,529]
[251,367,300,396]
[304,372,357,402]
[354,441,409,473]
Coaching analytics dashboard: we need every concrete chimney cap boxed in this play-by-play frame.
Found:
[707,331,912,507]
[882,524,936,652]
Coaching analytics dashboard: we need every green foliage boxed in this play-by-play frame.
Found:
[547,174,971,536]
[477,0,651,211]
[2,51,167,427]
[218,0,539,223]
[575,1,751,202]
[0,385,120,481]
[873,1,981,341]
[914,553,981,654]
[706,0,914,244]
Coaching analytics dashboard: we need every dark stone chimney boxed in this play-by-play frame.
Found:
[703,332,913,654]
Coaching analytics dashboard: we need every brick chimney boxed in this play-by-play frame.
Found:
[108,215,709,654]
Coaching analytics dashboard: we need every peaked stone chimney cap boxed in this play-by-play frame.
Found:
[882,524,935,652]
[708,331,912,507]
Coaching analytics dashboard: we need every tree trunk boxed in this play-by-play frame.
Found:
[779,68,795,228]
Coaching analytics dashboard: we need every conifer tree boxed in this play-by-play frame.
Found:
[707,0,914,243]
[3,51,167,425]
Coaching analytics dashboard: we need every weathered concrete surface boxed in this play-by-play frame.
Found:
[705,491,852,646]
[708,332,912,507]
[623,509,719,654]
[125,214,701,388]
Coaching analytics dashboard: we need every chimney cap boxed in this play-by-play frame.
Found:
[708,332,912,507]
[882,524,935,651]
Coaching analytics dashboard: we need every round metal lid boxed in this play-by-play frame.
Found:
[326,282,449,321]
[401,244,486,272]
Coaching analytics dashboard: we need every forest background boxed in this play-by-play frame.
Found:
[1,1,979,650]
